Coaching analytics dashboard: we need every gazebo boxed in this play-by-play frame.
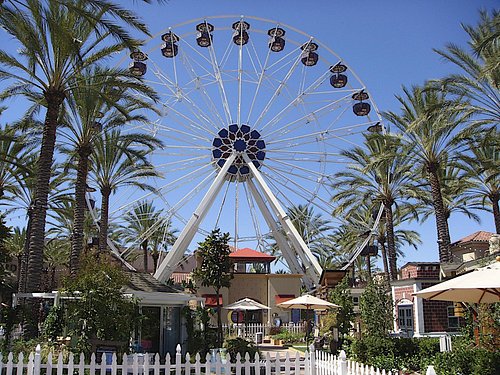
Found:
[230,247,276,274]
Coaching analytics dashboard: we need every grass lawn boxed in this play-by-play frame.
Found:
[291,345,308,353]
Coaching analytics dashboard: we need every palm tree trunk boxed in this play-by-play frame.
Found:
[427,168,452,262]
[152,250,159,272]
[26,91,65,293]
[98,187,111,254]
[50,267,56,290]
[365,255,372,280]
[70,147,91,275]
[384,203,398,281]
[18,205,33,293]
[142,239,149,272]
[490,193,500,234]
[379,239,390,280]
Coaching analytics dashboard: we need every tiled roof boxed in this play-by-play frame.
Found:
[451,231,494,246]
[229,247,276,261]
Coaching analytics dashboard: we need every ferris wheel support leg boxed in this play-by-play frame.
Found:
[154,153,237,282]
[243,154,323,288]
[246,180,309,287]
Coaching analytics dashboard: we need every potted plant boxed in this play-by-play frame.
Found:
[269,326,283,345]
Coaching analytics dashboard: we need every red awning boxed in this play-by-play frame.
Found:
[203,294,223,307]
[275,294,295,305]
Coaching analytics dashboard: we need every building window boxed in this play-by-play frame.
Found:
[398,305,413,333]
[448,306,459,329]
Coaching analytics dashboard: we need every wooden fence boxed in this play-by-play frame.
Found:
[0,344,398,375]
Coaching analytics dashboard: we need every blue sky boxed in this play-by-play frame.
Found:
[123,0,498,265]
[122,1,499,266]
[1,1,498,271]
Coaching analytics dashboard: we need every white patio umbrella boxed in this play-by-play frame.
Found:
[224,297,271,311]
[277,294,339,346]
[276,294,340,310]
[224,297,270,337]
[413,261,500,304]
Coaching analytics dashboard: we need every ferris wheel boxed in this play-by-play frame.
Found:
[111,15,384,289]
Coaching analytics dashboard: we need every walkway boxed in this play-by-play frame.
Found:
[258,344,308,358]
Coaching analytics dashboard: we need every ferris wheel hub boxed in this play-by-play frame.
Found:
[212,124,266,181]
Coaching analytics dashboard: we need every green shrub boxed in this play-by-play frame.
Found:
[351,336,396,365]
[9,340,71,362]
[415,337,440,370]
[472,349,500,375]
[224,337,259,362]
[42,304,64,341]
[433,346,500,375]
[350,336,441,372]
[63,252,142,355]
[183,306,217,358]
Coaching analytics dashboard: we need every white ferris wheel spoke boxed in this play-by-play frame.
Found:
[261,167,337,216]
[257,68,336,135]
[114,16,385,286]
[252,45,304,129]
[245,26,274,124]
[148,61,221,136]
[263,92,354,141]
[242,181,264,251]
[175,42,229,131]
[214,178,231,229]
[206,25,233,124]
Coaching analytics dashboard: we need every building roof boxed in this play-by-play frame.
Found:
[229,247,276,262]
[125,271,182,293]
[451,231,494,246]
[174,253,197,273]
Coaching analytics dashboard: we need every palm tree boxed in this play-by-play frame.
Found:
[61,67,159,275]
[432,10,500,125]
[121,200,177,273]
[3,226,26,283]
[3,148,70,293]
[333,204,421,281]
[43,239,70,290]
[383,86,468,263]
[89,130,163,255]
[331,133,417,280]
[0,0,148,293]
[288,204,333,260]
[266,204,332,271]
[458,129,500,233]
[415,163,483,225]
[0,125,34,209]
[329,222,365,279]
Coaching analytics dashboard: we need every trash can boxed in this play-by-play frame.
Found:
[255,332,263,344]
